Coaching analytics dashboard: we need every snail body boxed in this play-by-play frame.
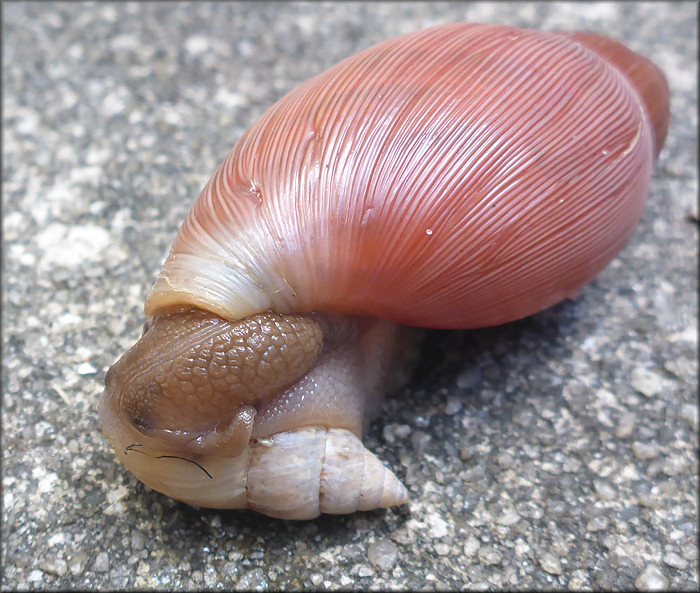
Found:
[101,23,669,519]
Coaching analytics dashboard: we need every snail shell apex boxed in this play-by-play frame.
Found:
[101,23,670,518]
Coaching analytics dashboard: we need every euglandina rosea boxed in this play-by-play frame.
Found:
[100,22,670,520]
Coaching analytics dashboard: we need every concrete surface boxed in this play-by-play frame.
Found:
[2,1,697,590]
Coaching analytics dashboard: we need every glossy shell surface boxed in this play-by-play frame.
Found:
[147,23,659,329]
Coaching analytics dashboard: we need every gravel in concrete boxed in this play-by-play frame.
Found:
[3,1,697,590]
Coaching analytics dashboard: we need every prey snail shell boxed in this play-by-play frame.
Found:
[100,23,670,519]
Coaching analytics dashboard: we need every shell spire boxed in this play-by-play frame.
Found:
[247,427,409,520]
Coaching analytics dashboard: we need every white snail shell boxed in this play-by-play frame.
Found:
[100,23,669,519]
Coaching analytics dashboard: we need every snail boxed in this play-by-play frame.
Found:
[100,23,670,520]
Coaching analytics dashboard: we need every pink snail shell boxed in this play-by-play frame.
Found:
[100,23,670,519]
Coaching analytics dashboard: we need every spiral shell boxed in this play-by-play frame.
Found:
[101,23,670,518]
[146,22,667,329]
[248,428,409,519]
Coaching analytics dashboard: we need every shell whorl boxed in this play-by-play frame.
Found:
[145,22,663,329]
[248,427,408,519]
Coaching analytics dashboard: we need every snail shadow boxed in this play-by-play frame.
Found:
[407,295,585,406]
[162,493,411,547]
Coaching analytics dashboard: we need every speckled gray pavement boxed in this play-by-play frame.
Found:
[2,1,697,590]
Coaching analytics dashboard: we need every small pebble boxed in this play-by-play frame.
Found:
[596,388,618,406]
[235,568,267,591]
[663,552,688,570]
[679,404,698,430]
[459,444,477,462]
[355,564,373,577]
[586,516,609,532]
[562,457,581,473]
[368,538,399,571]
[478,546,502,566]
[36,223,112,268]
[131,531,146,551]
[444,395,462,415]
[539,551,562,575]
[382,423,411,444]
[496,452,514,468]
[106,485,129,504]
[222,562,238,579]
[76,362,97,375]
[464,536,480,557]
[68,552,87,575]
[662,456,686,476]
[28,570,43,582]
[515,540,530,556]
[638,492,662,508]
[190,570,203,585]
[462,465,485,482]
[497,511,520,526]
[546,500,567,516]
[633,441,659,460]
[426,512,449,538]
[204,567,220,587]
[593,480,616,501]
[310,574,323,586]
[40,559,67,577]
[444,440,460,459]
[646,459,666,478]
[92,552,110,573]
[569,569,590,589]
[615,412,636,438]
[635,564,668,591]
[184,35,210,56]
[630,368,664,398]
[620,463,640,480]
[410,430,431,454]
[434,543,451,556]
[601,535,617,550]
